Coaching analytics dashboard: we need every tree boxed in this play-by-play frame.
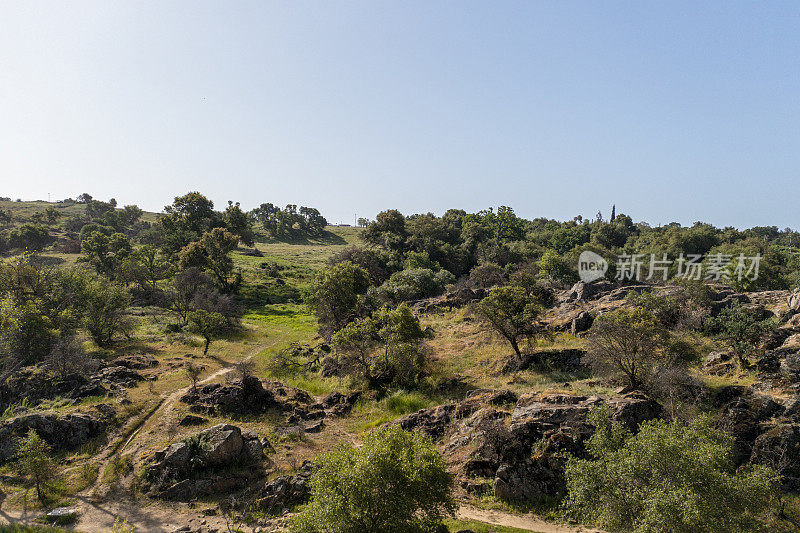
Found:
[473,285,548,357]
[292,425,454,533]
[537,249,576,285]
[332,305,429,389]
[17,429,58,504]
[119,245,173,294]
[178,228,239,291]
[0,297,58,366]
[9,224,51,251]
[161,192,222,252]
[584,308,668,390]
[188,309,227,355]
[564,407,779,532]
[185,361,204,391]
[362,209,407,252]
[224,201,254,247]
[80,276,131,347]
[705,301,776,368]
[308,261,371,338]
[81,231,132,279]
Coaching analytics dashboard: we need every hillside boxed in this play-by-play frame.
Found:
[0,198,799,532]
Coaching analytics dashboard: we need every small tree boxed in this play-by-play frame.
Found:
[185,361,204,391]
[584,308,667,390]
[705,301,776,368]
[17,429,58,504]
[292,425,454,533]
[188,309,227,355]
[81,277,131,347]
[308,261,371,339]
[563,407,779,532]
[332,305,428,389]
[473,285,548,357]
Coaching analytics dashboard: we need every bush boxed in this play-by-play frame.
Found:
[375,268,454,303]
[563,407,779,532]
[292,425,454,532]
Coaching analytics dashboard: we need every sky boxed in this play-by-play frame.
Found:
[1,1,799,228]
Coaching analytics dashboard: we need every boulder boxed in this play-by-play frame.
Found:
[751,423,800,490]
[0,412,105,463]
[180,376,279,416]
[257,460,313,514]
[146,423,263,500]
[789,289,800,314]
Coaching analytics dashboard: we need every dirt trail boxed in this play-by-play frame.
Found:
[0,333,293,531]
[457,505,602,532]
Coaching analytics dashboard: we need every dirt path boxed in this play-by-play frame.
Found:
[0,333,294,531]
[456,504,603,533]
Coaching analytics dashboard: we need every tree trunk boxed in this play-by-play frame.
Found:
[203,338,210,355]
[509,337,521,357]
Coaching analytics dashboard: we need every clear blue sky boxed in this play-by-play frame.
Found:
[1,1,798,228]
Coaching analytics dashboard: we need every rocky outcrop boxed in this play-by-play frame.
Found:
[112,353,158,370]
[181,376,280,416]
[180,376,360,427]
[394,389,662,504]
[0,366,108,411]
[501,349,586,374]
[146,424,264,500]
[0,412,106,462]
[751,423,800,491]
[257,460,313,514]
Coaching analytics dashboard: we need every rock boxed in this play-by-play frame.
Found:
[202,424,247,466]
[179,414,207,426]
[146,424,263,500]
[46,507,79,524]
[703,350,734,375]
[394,404,457,440]
[304,420,325,433]
[781,352,800,382]
[751,423,800,490]
[257,461,313,514]
[494,453,563,503]
[501,349,586,374]
[789,289,800,314]
[781,335,800,351]
[112,353,158,370]
[320,391,361,416]
[571,311,593,335]
[567,281,614,302]
[181,376,280,416]
[97,365,144,387]
[0,412,105,463]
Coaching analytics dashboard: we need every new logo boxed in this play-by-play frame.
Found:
[578,251,608,283]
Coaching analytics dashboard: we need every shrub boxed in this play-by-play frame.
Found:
[375,268,453,303]
[292,425,454,532]
[584,308,668,390]
[563,407,779,532]
[17,429,59,504]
